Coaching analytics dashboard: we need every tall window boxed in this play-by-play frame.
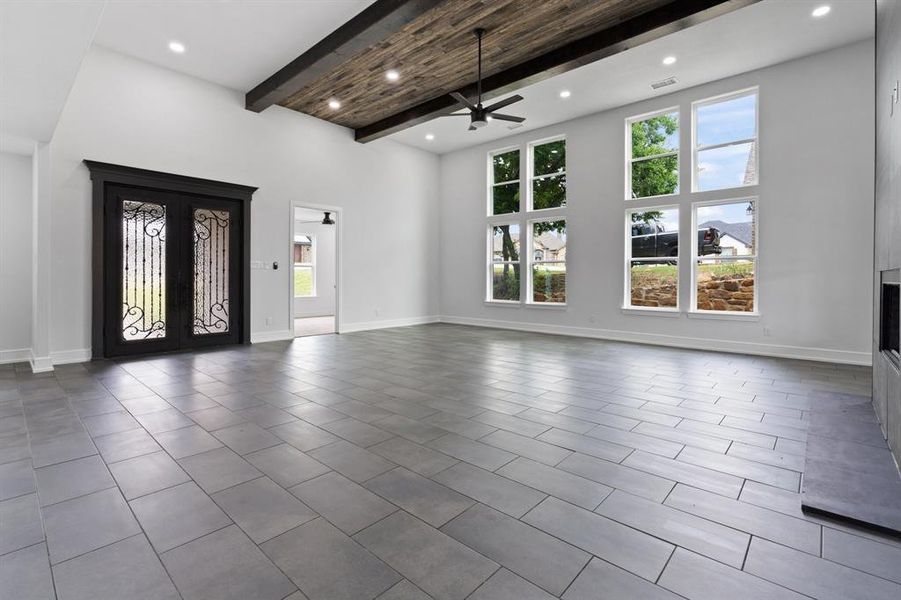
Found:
[489,224,520,302]
[626,207,679,310]
[491,148,520,215]
[293,235,315,297]
[529,220,566,304]
[530,137,566,210]
[693,199,757,313]
[627,109,679,199]
[693,89,758,192]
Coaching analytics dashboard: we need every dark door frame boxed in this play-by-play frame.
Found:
[85,160,256,359]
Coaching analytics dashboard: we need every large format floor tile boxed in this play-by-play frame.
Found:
[1,324,883,599]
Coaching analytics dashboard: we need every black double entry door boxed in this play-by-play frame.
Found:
[103,185,243,357]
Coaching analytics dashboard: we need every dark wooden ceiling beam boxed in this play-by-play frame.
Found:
[354,0,759,143]
[245,0,444,113]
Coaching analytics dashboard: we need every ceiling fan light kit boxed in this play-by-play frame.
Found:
[443,27,526,131]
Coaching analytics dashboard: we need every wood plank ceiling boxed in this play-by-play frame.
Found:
[246,0,759,142]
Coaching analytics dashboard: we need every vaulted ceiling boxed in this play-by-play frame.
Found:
[246,0,760,142]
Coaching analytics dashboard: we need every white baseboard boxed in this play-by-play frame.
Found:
[51,349,92,365]
[438,315,872,366]
[30,351,54,373]
[0,348,31,365]
[251,329,295,343]
[339,315,440,334]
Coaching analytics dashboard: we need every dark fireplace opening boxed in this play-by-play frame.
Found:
[881,278,900,366]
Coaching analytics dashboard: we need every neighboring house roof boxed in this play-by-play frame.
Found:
[743,140,758,185]
[699,220,752,246]
[534,232,566,251]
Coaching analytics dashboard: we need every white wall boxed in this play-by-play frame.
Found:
[47,47,440,355]
[0,152,33,359]
[293,218,336,318]
[438,40,875,364]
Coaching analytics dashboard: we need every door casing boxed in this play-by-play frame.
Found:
[86,160,255,359]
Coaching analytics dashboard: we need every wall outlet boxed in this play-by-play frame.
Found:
[374,307,380,317]
[763,326,772,337]
[265,317,272,327]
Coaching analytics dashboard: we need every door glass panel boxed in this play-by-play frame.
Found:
[193,208,230,335]
[122,200,166,340]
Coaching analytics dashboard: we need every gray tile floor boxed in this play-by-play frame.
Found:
[1,323,899,600]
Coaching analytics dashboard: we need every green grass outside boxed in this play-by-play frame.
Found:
[294,267,313,296]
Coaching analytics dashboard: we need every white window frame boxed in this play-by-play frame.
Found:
[528,135,567,212]
[624,205,680,312]
[527,217,567,306]
[488,145,521,217]
[486,222,522,304]
[690,197,759,317]
[692,87,759,193]
[293,235,316,298]
[625,107,680,201]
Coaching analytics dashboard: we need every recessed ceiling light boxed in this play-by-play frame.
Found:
[559,90,571,99]
[328,99,341,110]
[168,41,186,54]
[662,56,677,66]
[812,5,830,17]
[425,133,435,141]
[386,69,400,82]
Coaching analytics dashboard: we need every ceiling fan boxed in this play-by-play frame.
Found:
[444,28,525,131]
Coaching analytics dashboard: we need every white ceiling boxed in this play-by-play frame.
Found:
[389,0,875,154]
[0,0,874,157]
[0,0,105,151]
[93,0,375,92]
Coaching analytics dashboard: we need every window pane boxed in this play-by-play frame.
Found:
[294,266,313,297]
[532,220,566,252]
[532,174,566,210]
[630,261,677,308]
[193,208,230,336]
[492,224,520,261]
[492,264,520,301]
[492,150,519,183]
[492,182,519,215]
[696,141,756,191]
[631,155,678,198]
[696,259,755,312]
[532,262,566,303]
[533,140,565,176]
[696,93,756,147]
[629,207,678,259]
[122,200,166,340]
[696,200,756,257]
[631,112,678,158]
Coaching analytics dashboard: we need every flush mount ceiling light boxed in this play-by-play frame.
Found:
[425,133,435,140]
[328,99,341,110]
[168,41,186,54]
[812,5,831,17]
[385,69,400,81]
[662,56,677,65]
[559,90,571,99]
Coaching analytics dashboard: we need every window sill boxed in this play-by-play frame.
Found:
[484,300,521,308]
[525,302,568,310]
[621,307,680,317]
[687,310,760,321]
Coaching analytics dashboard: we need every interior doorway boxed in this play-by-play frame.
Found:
[291,205,338,337]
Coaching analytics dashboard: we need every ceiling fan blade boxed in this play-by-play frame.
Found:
[483,94,523,112]
[450,92,478,110]
[489,113,525,123]
[439,113,471,117]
